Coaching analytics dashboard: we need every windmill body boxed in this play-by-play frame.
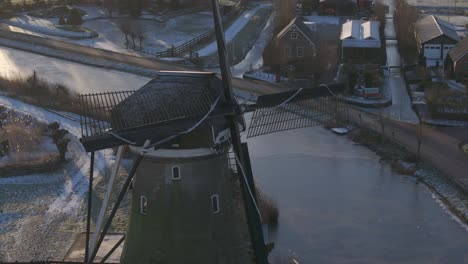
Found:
[107,72,252,264]
[120,144,251,263]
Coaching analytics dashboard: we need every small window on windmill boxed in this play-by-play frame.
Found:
[172,166,181,180]
[140,196,148,216]
[211,195,220,214]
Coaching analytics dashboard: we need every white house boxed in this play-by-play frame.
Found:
[415,15,460,68]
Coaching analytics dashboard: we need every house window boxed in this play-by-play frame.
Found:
[172,166,181,180]
[291,32,298,40]
[211,195,220,214]
[140,196,147,215]
[286,47,292,57]
[436,46,440,49]
[297,47,304,57]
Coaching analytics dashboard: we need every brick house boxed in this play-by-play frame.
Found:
[447,37,468,83]
[268,17,317,74]
[415,15,459,68]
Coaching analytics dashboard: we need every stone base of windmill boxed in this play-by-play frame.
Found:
[64,232,125,263]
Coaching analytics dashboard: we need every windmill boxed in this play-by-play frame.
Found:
[73,1,349,264]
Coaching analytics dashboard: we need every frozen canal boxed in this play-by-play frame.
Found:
[0,46,150,93]
[247,125,468,263]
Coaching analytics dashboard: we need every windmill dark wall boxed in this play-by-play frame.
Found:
[120,141,252,263]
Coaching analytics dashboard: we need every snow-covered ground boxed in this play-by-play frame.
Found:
[3,6,215,55]
[0,46,151,94]
[231,12,274,78]
[77,12,214,54]
[197,2,272,57]
[0,95,116,261]
[2,15,97,39]
[243,71,286,84]
[303,15,341,25]
[447,80,466,92]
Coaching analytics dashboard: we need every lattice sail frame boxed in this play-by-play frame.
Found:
[247,96,349,138]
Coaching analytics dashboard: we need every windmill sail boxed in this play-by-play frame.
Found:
[245,84,349,138]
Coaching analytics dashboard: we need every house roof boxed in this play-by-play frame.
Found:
[449,37,468,62]
[415,15,460,44]
[275,17,317,44]
[340,20,381,48]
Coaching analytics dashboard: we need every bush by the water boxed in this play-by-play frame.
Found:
[257,189,279,226]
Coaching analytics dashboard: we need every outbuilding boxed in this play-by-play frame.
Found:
[415,15,460,68]
[340,20,381,63]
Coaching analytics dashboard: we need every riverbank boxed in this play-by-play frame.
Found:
[348,125,468,225]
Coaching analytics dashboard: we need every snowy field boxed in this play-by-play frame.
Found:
[0,46,150,94]
[197,2,272,57]
[2,6,215,55]
[3,15,97,39]
[231,12,274,78]
[0,96,118,261]
[78,12,214,54]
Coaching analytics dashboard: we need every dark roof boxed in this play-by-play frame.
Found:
[275,17,317,44]
[415,15,459,44]
[449,37,468,62]
[111,72,222,131]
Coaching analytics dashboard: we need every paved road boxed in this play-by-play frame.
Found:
[1,29,467,193]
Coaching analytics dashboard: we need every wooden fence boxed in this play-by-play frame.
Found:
[143,3,243,60]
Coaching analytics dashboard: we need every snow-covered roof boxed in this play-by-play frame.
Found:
[415,15,460,44]
[340,20,381,48]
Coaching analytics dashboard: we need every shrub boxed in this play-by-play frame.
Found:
[0,122,45,160]
[67,8,83,25]
[257,190,279,226]
[0,73,80,114]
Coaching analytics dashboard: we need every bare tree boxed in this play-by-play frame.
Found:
[102,0,114,18]
[394,0,419,63]
[275,0,296,33]
[133,24,145,50]
[372,0,387,36]
[130,31,136,49]
[118,20,131,48]
[309,41,339,82]
[138,34,144,50]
